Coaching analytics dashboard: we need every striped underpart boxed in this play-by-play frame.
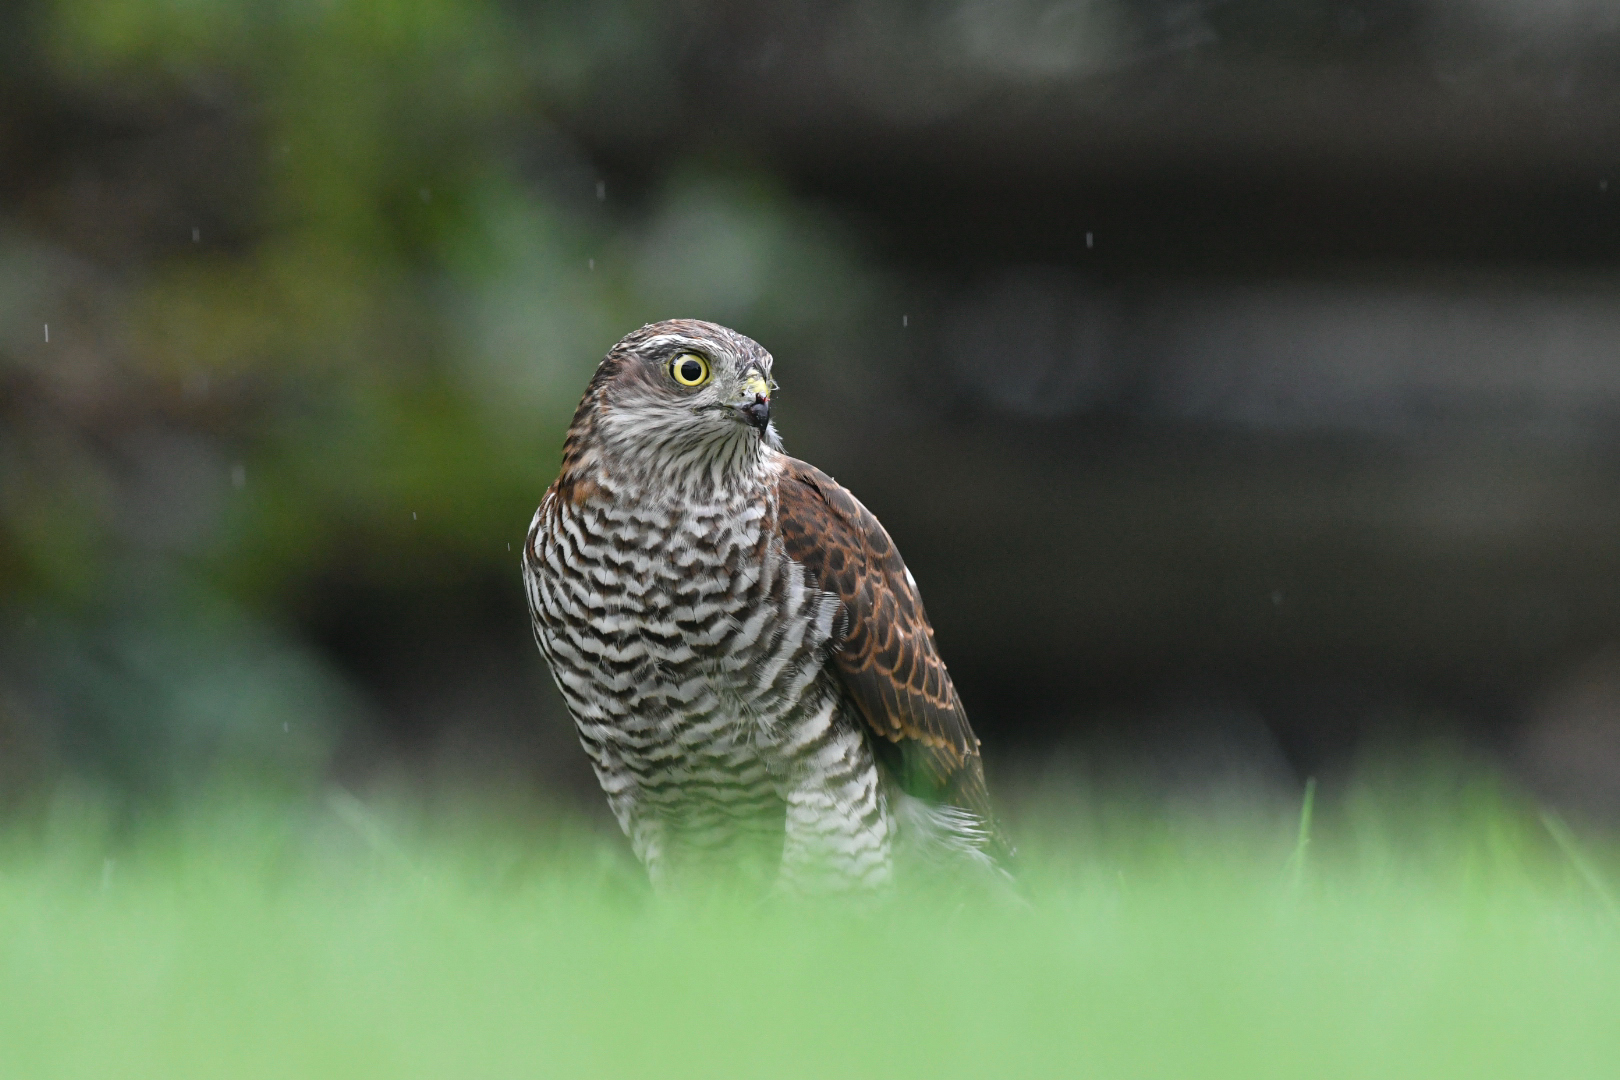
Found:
[524,449,895,895]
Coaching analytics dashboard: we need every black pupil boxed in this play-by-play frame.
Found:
[678,358,703,383]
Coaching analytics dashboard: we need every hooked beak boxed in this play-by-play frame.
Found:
[730,370,771,432]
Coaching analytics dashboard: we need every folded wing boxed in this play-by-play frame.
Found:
[776,458,1005,853]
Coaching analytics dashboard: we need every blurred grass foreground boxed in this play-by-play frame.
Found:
[4,777,1620,1079]
[10,0,1620,1076]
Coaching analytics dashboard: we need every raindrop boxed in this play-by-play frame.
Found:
[596,180,606,201]
[588,258,595,271]
[43,324,48,342]
[1086,232,1094,248]
[232,464,246,488]
[192,226,200,242]
[1603,179,1610,192]
[412,512,417,520]
[419,187,431,203]
[1271,590,1283,607]
[101,859,115,891]
[283,722,289,733]
[902,315,909,328]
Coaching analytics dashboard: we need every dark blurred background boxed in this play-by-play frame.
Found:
[6,0,1620,824]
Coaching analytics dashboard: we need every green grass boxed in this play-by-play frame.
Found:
[2,780,1619,1079]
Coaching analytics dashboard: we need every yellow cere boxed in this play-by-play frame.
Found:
[741,371,771,398]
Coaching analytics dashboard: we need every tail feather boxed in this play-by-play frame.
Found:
[891,790,1022,902]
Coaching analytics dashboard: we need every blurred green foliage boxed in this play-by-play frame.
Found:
[0,0,886,804]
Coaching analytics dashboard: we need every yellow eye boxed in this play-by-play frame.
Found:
[670,353,710,387]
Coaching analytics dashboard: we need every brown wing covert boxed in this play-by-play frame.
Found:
[776,458,999,831]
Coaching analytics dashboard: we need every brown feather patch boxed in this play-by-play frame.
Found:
[774,457,1000,835]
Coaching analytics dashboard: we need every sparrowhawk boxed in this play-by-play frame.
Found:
[523,320,1007,895]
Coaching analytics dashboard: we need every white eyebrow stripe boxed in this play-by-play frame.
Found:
[639,335,703,353]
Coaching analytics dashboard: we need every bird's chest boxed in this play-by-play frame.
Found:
[537,491,834,742]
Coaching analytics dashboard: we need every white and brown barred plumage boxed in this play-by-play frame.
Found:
[523,320,1007,894]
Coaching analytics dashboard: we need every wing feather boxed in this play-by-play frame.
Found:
[775,458,1002,842]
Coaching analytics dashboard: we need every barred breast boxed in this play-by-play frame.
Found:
[523,464,892,892]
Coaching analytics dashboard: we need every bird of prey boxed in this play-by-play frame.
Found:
[523,320,1007,895]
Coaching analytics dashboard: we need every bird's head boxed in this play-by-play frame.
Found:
[565,320,780,489]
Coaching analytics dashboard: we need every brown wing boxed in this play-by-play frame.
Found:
[776,457,1001,838]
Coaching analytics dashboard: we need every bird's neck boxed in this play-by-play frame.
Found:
[558,427,777,509]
